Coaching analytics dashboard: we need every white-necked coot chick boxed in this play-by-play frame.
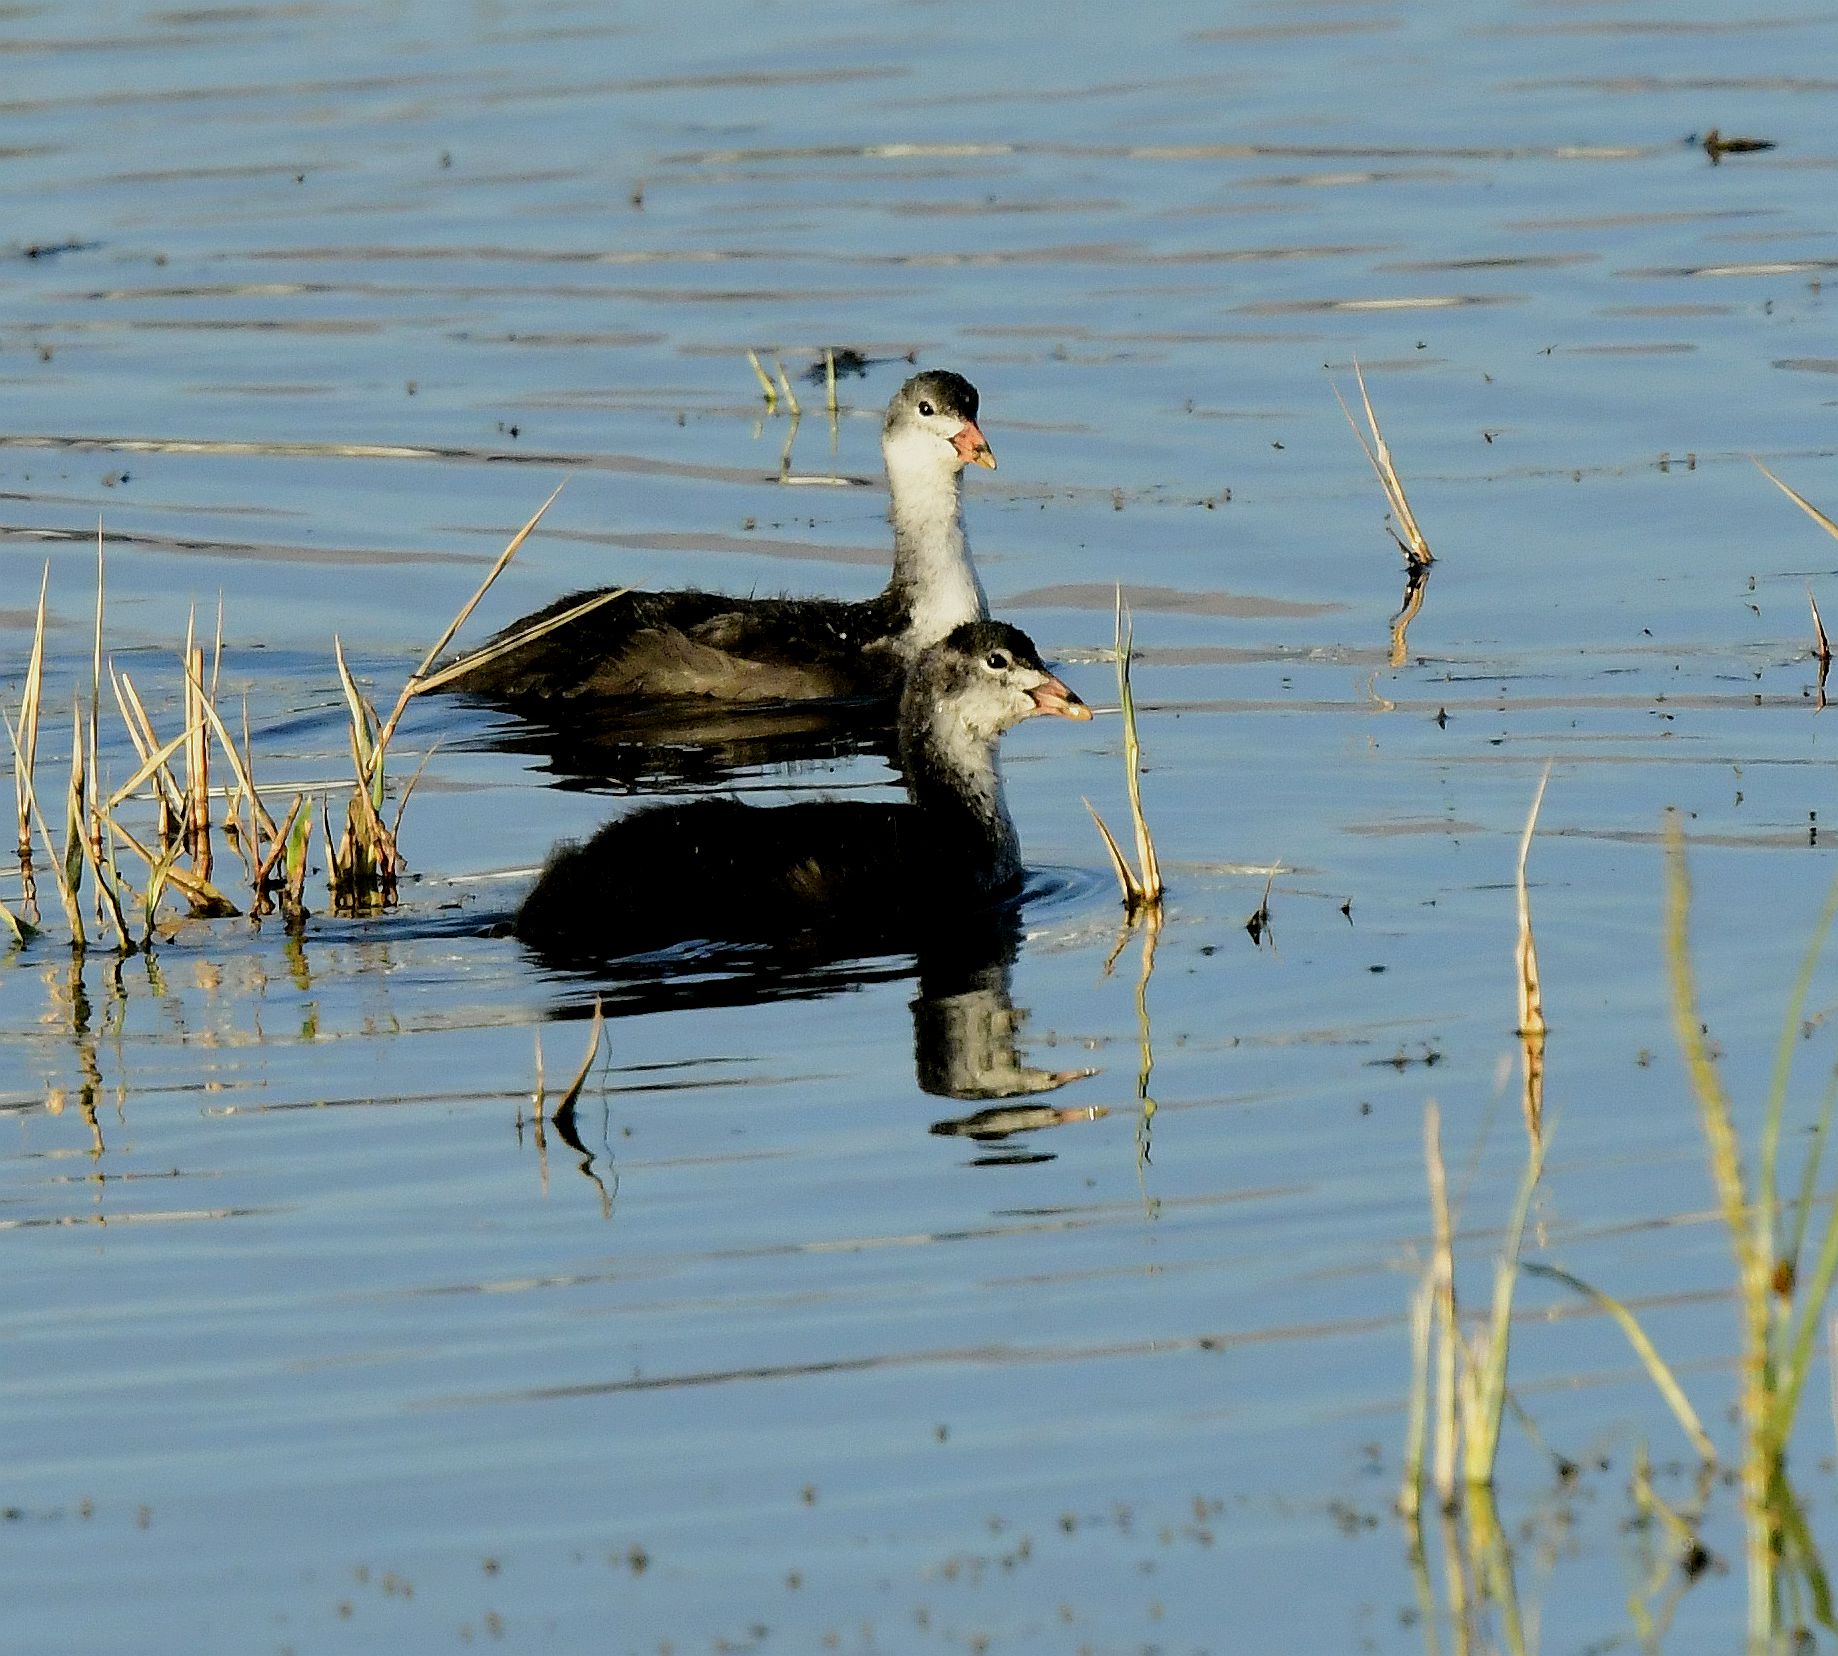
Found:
[513,620,1088,963]
[446,371,996,706]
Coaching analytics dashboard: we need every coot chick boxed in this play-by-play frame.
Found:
[445,371,996,706]
[513,620,1088,963]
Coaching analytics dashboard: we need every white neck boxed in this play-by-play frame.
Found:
[883,428,989,655]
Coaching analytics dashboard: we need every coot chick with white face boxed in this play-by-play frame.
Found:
[445,371,995,707]
[513,621,1088,965]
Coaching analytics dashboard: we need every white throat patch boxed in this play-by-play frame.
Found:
[884,425,990,653]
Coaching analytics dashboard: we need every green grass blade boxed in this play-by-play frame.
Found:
[1524,1263,1715,1461]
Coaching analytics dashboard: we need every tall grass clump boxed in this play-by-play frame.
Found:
[1398,775,1555,1525]
[1479,808,1838,1645]
[1394,776,1561,1656]
[1658,815,1838,1644]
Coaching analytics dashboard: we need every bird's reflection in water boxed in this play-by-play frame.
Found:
[916,918,1104,1163]
[513,623,1102,1161]
[469,695,890,794]
[530,898,1100,1159]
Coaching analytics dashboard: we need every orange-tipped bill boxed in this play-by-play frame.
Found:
[1030,673,1090,720]
[952,420,997,469]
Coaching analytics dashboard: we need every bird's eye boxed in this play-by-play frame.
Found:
[917,399,935,417]
[985,650,1011,671]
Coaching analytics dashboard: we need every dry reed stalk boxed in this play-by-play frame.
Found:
[323,484,567,906]
[389,742,439,843]
[4,706,80,942]
[77,710,133,955]
[58,702,87,949]
[772,355,801,418]
[1812,589,1831,712]
[110,669,185,834]
[251,789,312,919]
[746,348,778,411]
[824,348,837,416]
[777,412,801,483]
[1402,774,1583,1503]
[15,561,48,863]
[1514,765,1550,1143]
[281,801,311,912]
[327,638,394,903]
[104,816,237,918]
[177,646,294,903]
[1335,359,1433,567]
[1086,590,1164,913]
[330,721,398,905]
[253,792,303,890]
[209,593,224,701]
[102,726,192,820]
[412,587,625,698]
[367,481,566,767]
[228,697,252,864]
[1755,459,1838,546]
[88,524,103,890]
[530,1006,613,1214]
[184,640,211,879]
[1759,464,1838,712]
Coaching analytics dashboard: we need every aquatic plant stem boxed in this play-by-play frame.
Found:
[1661,816,1772,1643]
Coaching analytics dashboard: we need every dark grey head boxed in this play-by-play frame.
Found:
[901,619,1089,742]
[883,370,995,470]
